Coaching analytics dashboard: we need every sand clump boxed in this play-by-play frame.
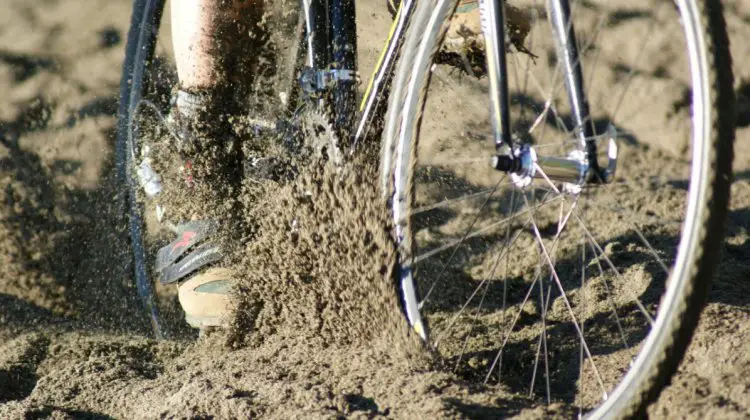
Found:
[1,156,534,419]
[230,160,423,354]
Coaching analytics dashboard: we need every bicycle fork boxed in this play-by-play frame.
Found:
[485,0,617,190]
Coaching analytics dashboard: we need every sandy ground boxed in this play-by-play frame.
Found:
[0,0,748,418]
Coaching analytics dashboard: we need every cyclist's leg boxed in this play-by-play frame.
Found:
[167,0,265,181]
[170,0,262,150]
[172,0,261,98]
[159,1,265,331]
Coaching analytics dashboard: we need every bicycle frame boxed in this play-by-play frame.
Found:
[303,0,602,182]
[122,0,598,337]
[300,0,416,150]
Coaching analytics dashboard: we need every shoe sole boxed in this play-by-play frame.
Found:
[177,267,234,329]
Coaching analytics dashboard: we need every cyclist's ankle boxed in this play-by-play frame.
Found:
[173,86,243,123]
[167,87,244,186]
[171,87,240,143]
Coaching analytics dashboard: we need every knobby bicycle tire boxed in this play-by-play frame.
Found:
[116,0,165,338]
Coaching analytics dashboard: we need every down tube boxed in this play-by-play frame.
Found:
[353,0,415,150]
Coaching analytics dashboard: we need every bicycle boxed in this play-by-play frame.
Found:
[116,0,735,418]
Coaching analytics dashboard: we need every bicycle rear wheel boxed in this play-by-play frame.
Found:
[382,0,734,417]
[116,0,303,337]
[116,0,166,337]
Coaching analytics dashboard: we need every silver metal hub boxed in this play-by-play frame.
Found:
[492,125,619,193]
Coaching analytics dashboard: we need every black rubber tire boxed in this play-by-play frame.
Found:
[380,0,735,418]
[116,0,166,338]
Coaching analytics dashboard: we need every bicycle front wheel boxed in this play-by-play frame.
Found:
[382,0,734,417]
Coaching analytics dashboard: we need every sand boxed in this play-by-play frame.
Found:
[0,0,749,418]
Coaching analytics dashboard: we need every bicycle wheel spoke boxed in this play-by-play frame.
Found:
[509,3,540,124]
[598,198,674,275]
[497,188,516,381]
[529,278,553,401]
[606,11,662,121]
[411,187,500,218]
[578,237,587,415]
[484,271,541,384]
[454,266,494,371]
[586,240,634,355]
[582,14,607,129]
[630,222,672,274]
[529,268,555,403]
[413,191,561,267]
[527,98,552,135]
[539,168,664,327]
[527,195,577,402]
[574,211,656,325]
[584,182,685,227]
[522,193,608,399]
[522,8,607,143]
[533,164,562,195]
[422,156,494,166]
[525,66,571,138]
[535,197,570,402]
[541,276,551,404]
[434,228,526,347]
[417,175,508,304]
